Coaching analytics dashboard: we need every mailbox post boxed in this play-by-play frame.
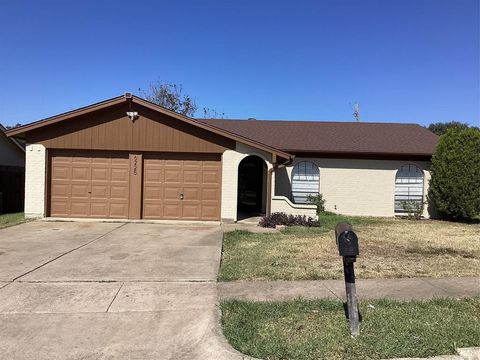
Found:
[335,222,360,337]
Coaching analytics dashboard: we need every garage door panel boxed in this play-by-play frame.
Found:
[183,170,201,184]
[110,158,129,165]
[52,166,70,180]
[70,202,90,217]
[110,186,128,199]
[145,169,163,182]
[202,188,219,201]
[183,160,201,167]
[111,168,129,182]
[164,169,182,183]
[202,170,220,184]
[90,203,108,217]
[50,202,69,216]
[142,154,221,220]
[91,185,109,199]
[163,204,182,219]
[201,205,219,220]
[164,187,181,200]
[143,204,163,219]
[71,184,90,198]
[72,167,90,180]
[182,204,201,219]
[109,203,128,218]
[91,168,109,181]
[144,186,163,200]
[164,159,181,166]
[183,187,200,200]
[91,157,109,164]
[49,151,129,218]
[51,184,69,197]
[52,155,70,162]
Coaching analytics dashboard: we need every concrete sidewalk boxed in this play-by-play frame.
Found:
[0,222,252,360]
[389,347,480,360]
[218,277,480,301]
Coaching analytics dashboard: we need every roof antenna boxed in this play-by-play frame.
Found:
[353,101,360,122]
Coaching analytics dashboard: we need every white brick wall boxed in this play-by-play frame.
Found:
[271,196,317,218]
[25,141,432,221]
[24,144,46,218]
[274,157,433,218]
[221,142,272,222]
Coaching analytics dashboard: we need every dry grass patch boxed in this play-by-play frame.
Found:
[219,215,480,281]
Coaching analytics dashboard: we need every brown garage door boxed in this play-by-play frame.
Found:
[49,151,130,218]
[143,153,221,220]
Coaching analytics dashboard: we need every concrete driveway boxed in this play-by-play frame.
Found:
[0,221,248,360]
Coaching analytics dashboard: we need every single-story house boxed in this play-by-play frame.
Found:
[6,93,438,221]
[0,124,25,214]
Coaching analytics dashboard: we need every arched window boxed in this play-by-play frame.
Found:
[291,161,320,203]
[395,164,424,214]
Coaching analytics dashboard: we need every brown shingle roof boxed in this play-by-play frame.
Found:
[199,119,438,157]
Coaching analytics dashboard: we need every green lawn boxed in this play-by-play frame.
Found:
[221,298,480,360]
[0,213,28,228]
[218,213,480,281]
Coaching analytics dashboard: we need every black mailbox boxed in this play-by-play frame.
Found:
[335,222,359,257]
[334,222,361,336]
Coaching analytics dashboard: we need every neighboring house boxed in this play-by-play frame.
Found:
[0,124,25,213]
[6,94,438,221]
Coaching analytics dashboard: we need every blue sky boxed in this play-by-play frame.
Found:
[0,0,478,127]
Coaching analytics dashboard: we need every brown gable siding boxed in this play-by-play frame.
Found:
[28,103,235,153]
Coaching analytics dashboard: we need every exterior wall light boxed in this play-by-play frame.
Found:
[126,111,139,122]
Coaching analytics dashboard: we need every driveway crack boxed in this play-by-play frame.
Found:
[106,282,124,312]
[11,223,127,282]
[0,282,12,291]
[322,282,343,300]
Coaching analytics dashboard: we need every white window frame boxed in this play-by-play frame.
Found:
[394,164,424,214]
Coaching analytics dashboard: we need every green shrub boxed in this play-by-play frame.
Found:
[429,127,480,220]
[259,212,320,228]
[399,200,425,220]
[306,193,326,215]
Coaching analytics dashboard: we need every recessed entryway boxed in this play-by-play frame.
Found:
[237,155,267,221]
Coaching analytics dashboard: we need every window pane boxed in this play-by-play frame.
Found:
[394,165,424,214]
[292,161,320,204]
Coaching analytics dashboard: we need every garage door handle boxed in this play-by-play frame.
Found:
[180,193,184,200]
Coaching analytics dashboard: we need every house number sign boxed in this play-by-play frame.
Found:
[133,155,138,176]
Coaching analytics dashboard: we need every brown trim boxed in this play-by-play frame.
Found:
[6,94,292,160]
[290,151,432,161]
[128,152,143,219]
[6,96,126,137]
